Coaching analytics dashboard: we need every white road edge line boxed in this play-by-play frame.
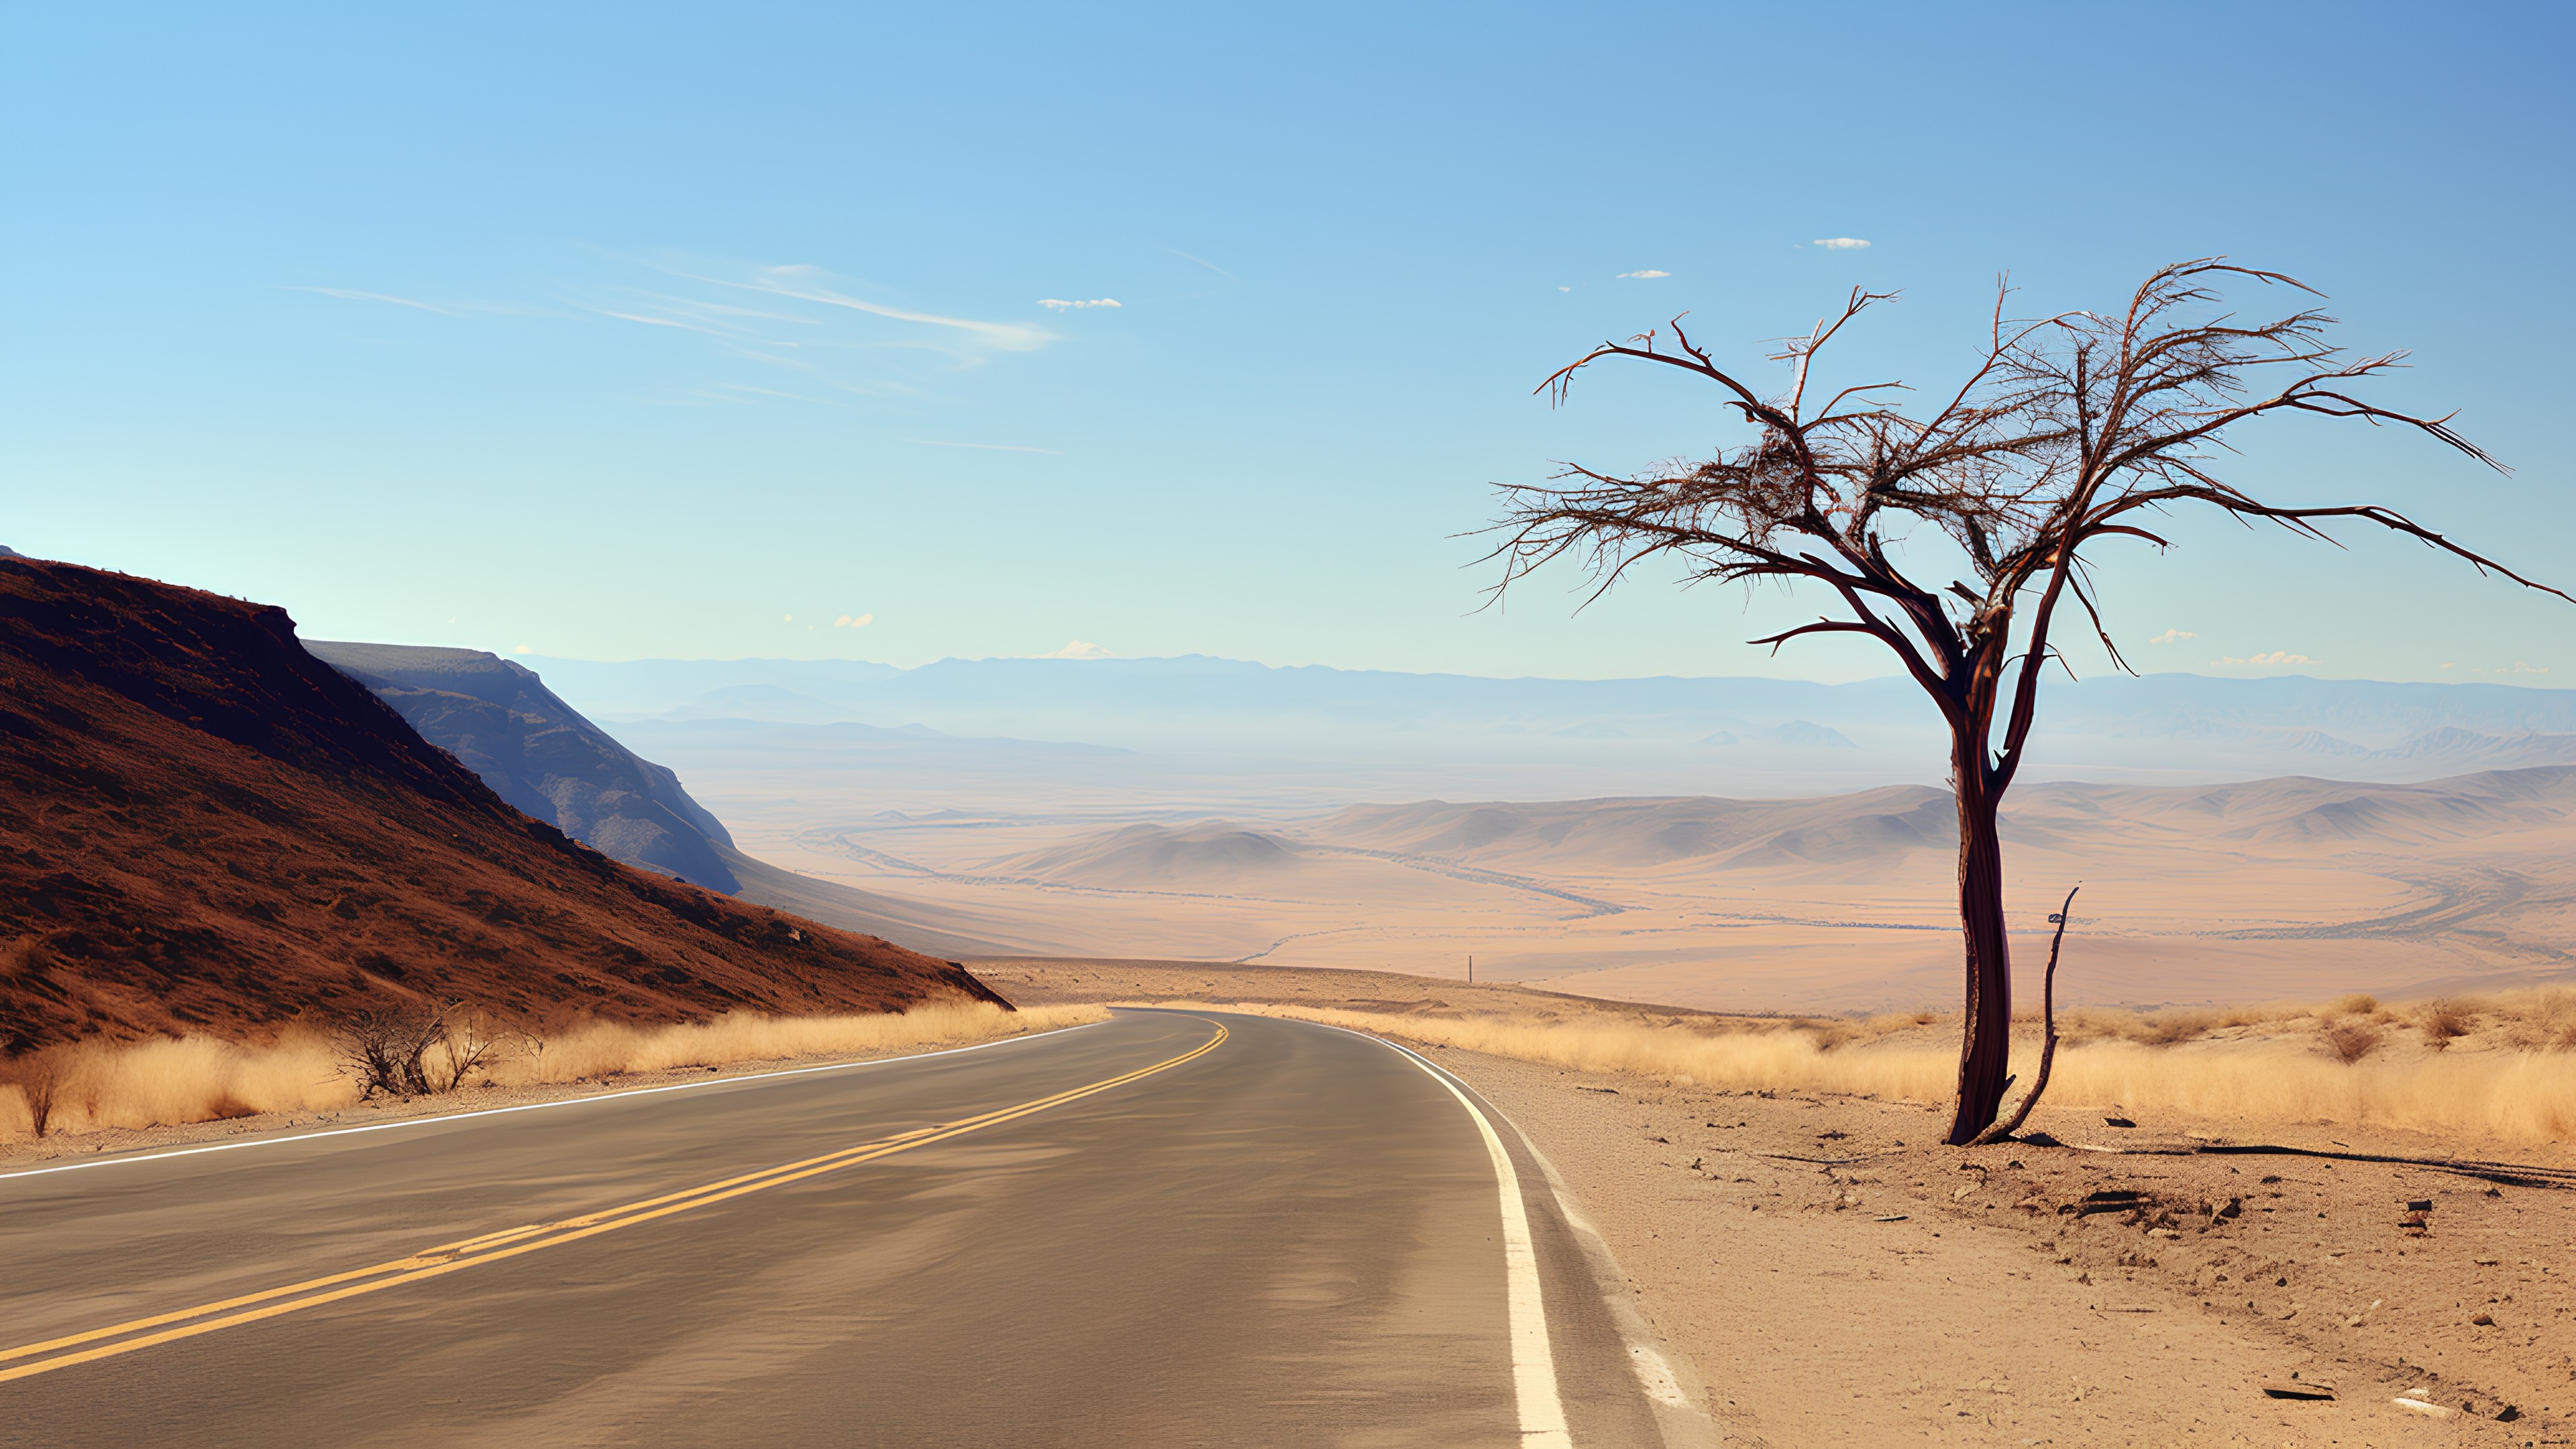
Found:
[0,1019,1113,1184]
[1283,1018,1721,1449]
[1375,1036,1574,1448]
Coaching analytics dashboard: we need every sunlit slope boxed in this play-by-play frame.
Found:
[0,557,1007,1052]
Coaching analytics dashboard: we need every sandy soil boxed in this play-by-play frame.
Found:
[995,961,2575,1447]
[720,769,2576,1015]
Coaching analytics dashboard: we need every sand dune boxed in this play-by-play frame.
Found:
[989,821,1308,887]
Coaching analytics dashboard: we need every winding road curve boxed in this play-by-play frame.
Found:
[0,1010,1710,1446]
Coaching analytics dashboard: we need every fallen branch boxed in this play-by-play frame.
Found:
[1973,884,2080,1146]
[2189,1143,2576,1191]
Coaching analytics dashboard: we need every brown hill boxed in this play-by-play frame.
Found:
[0,558,1008,1055]
[989,820,1309,888]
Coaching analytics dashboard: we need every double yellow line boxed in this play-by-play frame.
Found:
[0,1022,1226,1385]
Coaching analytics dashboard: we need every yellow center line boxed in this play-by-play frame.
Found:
[0,1022,1226,1385]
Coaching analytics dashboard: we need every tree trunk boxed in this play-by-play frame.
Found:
[1947,757,2014,1145]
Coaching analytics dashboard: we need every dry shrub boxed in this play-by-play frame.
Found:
[0,1032,350,1140]
[500,1002,1102,1085]
[0,1045,72,1137]
[1168,1001,2576,1145]
[0,1003,1104,1146]
[2330,993,2381,1017]
[2133,1010,2219,1047]
[2321,1022,2383,1065]
[2416,997,2482,1049]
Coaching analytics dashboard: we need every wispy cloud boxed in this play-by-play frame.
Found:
[2472,661,2552,675]
[1615,269,1670,279]
[719,264,1053,352]
[286,286,543,317]
[2148,628,2196,645]
[296,256,1065,405]
[833,612,874,629]
[1038,297,1122,311]
[1032,639,1114,659]
[1811,237,1871,250]
[1163,246,1237,281]
[910,439,1063,455]
[2213,649,2314,666]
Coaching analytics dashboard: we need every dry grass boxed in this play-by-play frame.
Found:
[0,1003,1104,1144]
[1146,988,2576,1145]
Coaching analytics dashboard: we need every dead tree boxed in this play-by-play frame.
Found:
[1489,260,2569,1144]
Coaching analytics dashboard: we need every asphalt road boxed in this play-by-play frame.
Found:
[0,1010,1707,1446]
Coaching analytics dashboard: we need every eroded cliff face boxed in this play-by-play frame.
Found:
[305,640,741,893]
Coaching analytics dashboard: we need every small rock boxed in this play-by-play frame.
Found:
[2498,1404,2522,1421]
[2261,1381,2336,1401]
[2404,1197,2433,1212]
[2471,1312,2494,1326]
[2103,1116,2137,1128]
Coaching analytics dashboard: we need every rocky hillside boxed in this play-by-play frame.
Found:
[0,557,1008,1054]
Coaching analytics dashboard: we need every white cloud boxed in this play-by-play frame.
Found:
[1812,237,1871,250]
[1038,298,1122,311]
[1615,270,1670,279]
[1034,639,1114,659]
[511,645,533,655]
[2213,649,2314,666]
[2148,629,2196,645]
[833,612,874,629]
[2472,661,2552,675]
[1557,286,1571,292]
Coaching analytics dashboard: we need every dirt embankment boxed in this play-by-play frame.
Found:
[989,959,2575,1446]
[0,557,1005,1055]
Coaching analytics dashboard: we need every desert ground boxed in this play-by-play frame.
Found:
[657,727,2576,1013]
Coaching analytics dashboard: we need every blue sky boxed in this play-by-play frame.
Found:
[5,2,2570,683]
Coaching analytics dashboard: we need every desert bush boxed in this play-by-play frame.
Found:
[2133,1010,2219,1047]
[2416,997,2481,1049]
[333,999,457,1097]
[2330,993,2381,1017]
[2321,1021,2383,1065]
[1,1046,70,1137]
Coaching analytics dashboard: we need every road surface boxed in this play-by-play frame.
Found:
[0,1010,1708,1446]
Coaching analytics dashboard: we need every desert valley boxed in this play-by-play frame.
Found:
[9,11,2574,1439]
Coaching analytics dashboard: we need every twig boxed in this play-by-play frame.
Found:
[1974,884,2080,1145]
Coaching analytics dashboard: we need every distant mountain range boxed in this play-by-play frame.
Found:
[518,652,2576,797]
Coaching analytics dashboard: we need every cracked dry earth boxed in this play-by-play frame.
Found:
[1446,1051,2573,1448]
